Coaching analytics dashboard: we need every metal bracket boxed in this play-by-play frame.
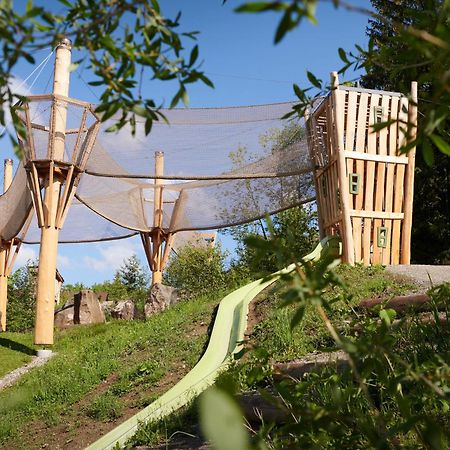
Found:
[377,226,388,248]
[373,106,384,124]
[349,173,360,195]
[336,188,341,210]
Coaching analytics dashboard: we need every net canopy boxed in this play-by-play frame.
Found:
[1,100,316,244]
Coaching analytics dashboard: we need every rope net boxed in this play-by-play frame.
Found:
[1,100,316,244]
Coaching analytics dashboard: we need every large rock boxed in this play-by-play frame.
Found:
[111,300,137,321]
[74,290,106,325]
[145,283,179,318]
[54,290,105,329]
[54,303,75,329]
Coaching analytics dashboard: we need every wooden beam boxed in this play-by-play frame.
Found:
[34,38,71,346]
[400,82,417,264]
[152,151,164,285]
[330,72,354,264]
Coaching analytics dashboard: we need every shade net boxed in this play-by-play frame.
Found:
[1,101,316,244]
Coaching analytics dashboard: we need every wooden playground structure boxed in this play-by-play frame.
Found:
[0,40,418,347]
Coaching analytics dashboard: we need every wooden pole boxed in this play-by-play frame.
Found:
[34,38,71,346]
[400,81,417,264]
[330,72,355,264]
[152,151,164,285]
[0,159,13,331]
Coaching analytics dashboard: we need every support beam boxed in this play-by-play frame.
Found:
[151,151,164,285]
[330,72,355,264]
[400,81,417,264]
[0,159,13,331]
[34,38,71,346]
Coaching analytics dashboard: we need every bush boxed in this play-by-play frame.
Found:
[164,244,228,296]
[7,263,36,332]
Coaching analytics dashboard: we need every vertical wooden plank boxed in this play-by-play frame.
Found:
[353,93,369,262]
[331,73,354,264]
[383,96,399,264]
[363,93,381,265]
[373,95,390,264]
[401,82,417,264]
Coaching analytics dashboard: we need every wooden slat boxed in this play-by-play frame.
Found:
[373,95,390,264]
[350,210,404,219]
[401,83,417,264]
[343,151,408,164]
[353,92,369,261]
[383,97,399,264]
[363,93,381,265]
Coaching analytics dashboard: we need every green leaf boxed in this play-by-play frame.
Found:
[306,71,321,89]
[189,45,199,67]
[274,10,293,44]
[429,133,450,156]
[144,117,153,135]
[235,2,285,13]
[338,47,349,64]
[422,139,435,166]
[379,308,396,326]
[200,387,250,450]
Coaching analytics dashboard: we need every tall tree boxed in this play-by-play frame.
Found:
[361,0,450,263]
[118,254,149,292]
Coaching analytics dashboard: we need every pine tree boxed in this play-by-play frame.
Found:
[118,255,149,292]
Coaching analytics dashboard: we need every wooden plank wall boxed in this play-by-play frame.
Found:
[309,87,412,266]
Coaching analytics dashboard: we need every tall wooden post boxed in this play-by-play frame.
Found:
[400,81,418,264]
[0,159,13,331]
[330,72,355,264]
[34,39,71,345]
[152,151,164,285]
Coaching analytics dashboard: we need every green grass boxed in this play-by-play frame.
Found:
[0,288,226,448]
[0,333,35,378]
[119,265,422,448]
[246,264,418,364]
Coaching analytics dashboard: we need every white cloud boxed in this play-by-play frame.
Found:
[83,241,137,273]
[57,254,70,268]
[14,245,37,268]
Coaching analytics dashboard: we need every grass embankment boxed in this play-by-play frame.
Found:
[0,289,226,449]
[0,333,35,379]
[125,265,424,448]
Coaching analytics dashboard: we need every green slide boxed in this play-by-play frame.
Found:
[86,236,341,450]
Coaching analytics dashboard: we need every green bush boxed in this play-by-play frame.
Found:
[7,263,36,332]
[164,244,228,296]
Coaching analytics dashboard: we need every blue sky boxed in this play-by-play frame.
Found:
[2,0,372,285]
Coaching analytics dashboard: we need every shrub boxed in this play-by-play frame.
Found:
[7,263,36,332]
[164,244,228,296]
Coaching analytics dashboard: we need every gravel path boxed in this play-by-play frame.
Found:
[386,265,450,288]
[0,353,54,391]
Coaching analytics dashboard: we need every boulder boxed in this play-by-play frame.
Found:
[74,290,106,325]
[111,300,136,321]
[145,283,179,318]
[100,300,115,316]
[54,290,105,329]
[54,303,75,329]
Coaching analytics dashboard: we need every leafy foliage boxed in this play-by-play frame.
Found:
[236,0,450,160]
[0,0,213,150]
[164,244,229,297]
[200,235,450,448]
[361,0,450,264]
[232,205,318,277]
[6,262,36,332]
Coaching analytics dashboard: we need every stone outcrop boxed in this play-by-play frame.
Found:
[54,290,106,329]
[111,300,137,321]
[145,283,179,318]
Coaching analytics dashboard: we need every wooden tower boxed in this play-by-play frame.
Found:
[307,72,417,265]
